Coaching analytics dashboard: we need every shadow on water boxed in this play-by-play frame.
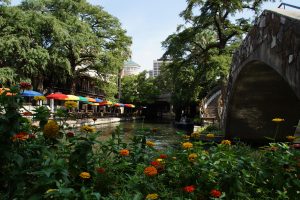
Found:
[94,120,186,149]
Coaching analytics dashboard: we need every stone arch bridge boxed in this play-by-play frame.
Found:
[223,8,300,144]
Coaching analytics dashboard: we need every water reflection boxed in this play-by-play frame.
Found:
[95,121,184,149]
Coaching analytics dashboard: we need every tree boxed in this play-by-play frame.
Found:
[0,0,131,93]
[162,0,274,120]
[121,71,160,105]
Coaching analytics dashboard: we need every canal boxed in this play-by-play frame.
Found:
[94,120,185,149]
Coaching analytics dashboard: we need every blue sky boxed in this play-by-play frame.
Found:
[10,0,300,71]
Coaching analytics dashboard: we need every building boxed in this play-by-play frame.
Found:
[152,59,171,77]
[121,60,141,77]
[148,70,154,78]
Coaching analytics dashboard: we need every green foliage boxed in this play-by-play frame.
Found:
[1,83,299,200]
[0,0,131,92]
[33,105,51,128]
[161,0,275,119]
[0,67,17,84]
[121,71,160,104]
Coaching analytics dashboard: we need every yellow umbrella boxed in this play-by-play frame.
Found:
[65,95,80,101]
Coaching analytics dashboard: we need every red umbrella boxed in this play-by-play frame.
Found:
[46,92,68,100]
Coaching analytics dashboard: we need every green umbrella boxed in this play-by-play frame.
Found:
[78,96,88,102]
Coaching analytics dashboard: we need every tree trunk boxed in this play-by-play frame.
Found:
[70,78,76,94]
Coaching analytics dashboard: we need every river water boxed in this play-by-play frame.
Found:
[94,120,185,149]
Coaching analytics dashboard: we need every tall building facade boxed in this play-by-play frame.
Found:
[152,59,171,77]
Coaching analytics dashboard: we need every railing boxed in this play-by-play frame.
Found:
[278,3,300,10]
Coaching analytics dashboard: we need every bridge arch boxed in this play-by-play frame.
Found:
[225,60,300,143]
[223,9,300,144]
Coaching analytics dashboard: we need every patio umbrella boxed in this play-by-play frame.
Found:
[124,104,135,108]
[46,93,68,112]
[95,98,103,103]
[99,101,113,106]
[64,95,80,101]
[78,96,88,102]
[86,97,96,102]
[46,92,68,100]
[114,103,124,107]
[21,90,43,97]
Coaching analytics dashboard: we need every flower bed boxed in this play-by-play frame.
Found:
[0,85,300,199]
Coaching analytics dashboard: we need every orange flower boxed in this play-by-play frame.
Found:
[144,166,158,177]
[188,153,198,162]
[12,132,29,141]
[160,154,168,159]
[183,185,195,193]
[221,140,231,145]
[210,189,222,198]
[96,167,105,174]
[119,149,129,156]
[79,172,91,179]
[182,142,193,149]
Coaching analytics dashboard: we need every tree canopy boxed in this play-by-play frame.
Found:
[121,71,160,105]
[0,0,131,95]
[161,0,274,119]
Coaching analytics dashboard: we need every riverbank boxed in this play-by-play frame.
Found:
[31,116,145,127]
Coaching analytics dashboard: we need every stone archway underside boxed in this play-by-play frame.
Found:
[225,61,300,144]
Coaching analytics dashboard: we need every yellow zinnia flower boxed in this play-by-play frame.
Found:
[182,142,193,149]
[272,118,285,123]
[206,133,215,138]
[64,101,78,109]
[43,120,59,139]
[146,141,155,147]
[286,135,296,141]
[182,135,191,140]
[45,189,58,194]
[34,96,46,101]
[191,132,200,139]
[221,140,231,145]
[188,153,198,162]
[146,193,159,199]
[79,172,91,179]
[80,125,96,133]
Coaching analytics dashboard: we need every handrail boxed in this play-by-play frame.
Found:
[278,3,300,10]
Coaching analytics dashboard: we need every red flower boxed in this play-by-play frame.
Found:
[19,82,32,90]
[12,132,29,141]
[151,161,160,167]
[28,134,36,139]
[210,189,222,198]
[159,154,168,159]
[150,161,164,172]
[66,132,75,137]
[96,167,105,174]
[183,185,195,193]
[22,111,32,116]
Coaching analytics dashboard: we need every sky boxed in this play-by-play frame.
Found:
[10,0,300,71]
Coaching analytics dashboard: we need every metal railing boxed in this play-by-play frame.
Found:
[278,3,300,10]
